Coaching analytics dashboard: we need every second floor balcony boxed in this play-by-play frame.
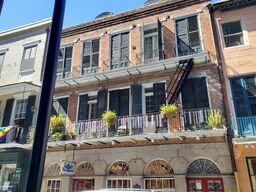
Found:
[47,108,225,144]
[231,115,256,137]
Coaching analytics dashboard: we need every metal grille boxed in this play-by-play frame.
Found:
[44,163,61,177]
[144,159,173,176]
[187,159,221,175]
[108,161,130,176]
[75,162,95,176]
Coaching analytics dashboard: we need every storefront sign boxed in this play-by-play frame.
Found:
[60,161,75,175]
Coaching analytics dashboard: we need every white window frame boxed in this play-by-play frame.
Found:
[0,51,6,77]
[219,17,247,49]
[52,95,70,116]
[45,179,61,192]
[144,177,175,192]
[57,45,74,79]
[106,178,132,189]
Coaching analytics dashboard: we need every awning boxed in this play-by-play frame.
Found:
[0,82,40,96]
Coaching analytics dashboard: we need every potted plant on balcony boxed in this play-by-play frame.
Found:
[49,114,65,141]
[160,104,179,119]
[208,111,225,129]
[102,110,117,136]
[160,104,179,132]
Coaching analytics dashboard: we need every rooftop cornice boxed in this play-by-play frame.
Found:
[62,0,207,38]
[0,18,51,41]
[212,0,256,11]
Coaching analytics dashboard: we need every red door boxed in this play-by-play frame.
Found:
[187,178,224,192]
[72,179,95,192]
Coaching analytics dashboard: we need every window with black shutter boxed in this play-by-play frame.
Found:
[109,89,129,116]
[20,45,37,72]
[176,15,201,56]
[82,39,100,75]
[131,84,142,115]
[153,83,166,112]
[57,46,73,79]
[111,32,129,69]
[181,77,209,109]
[0,52,5,76]
[78,94,88,121]
[97,90,107,118]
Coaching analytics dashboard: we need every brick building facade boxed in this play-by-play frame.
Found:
[42,0,237,191]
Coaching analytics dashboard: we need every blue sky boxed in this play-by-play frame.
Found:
[0,0,146,32]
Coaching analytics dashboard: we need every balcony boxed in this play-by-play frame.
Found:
[55,46,208,88]
[231,115,256,137]
[0,126,34,149]
[56,71,72,80]
[46,108,225,145]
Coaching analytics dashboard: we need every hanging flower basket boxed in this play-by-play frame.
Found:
[50,114,65,133]
[102,110,117,126]
[160,104,179,119]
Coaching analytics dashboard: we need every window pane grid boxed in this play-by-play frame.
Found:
[14,99,27,120]
[46,180,61,192]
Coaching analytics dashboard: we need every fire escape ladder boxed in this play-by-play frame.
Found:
[165,58,194,104]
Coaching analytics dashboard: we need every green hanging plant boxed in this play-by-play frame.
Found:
[50,114,65,133]
[101,110,117,126]
[208,111,225,128]
[160,104,179,119]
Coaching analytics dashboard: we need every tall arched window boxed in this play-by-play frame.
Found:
[73,162,95,191]
[107,161,131,189]
[144,159,175,191]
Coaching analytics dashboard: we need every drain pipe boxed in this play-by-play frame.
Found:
[207,3,239,192]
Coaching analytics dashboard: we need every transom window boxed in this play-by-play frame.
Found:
[46,179,61,192]
[57,46,73,79]
[0,52,5,76]
[247,157,256,190]
[230,75,256,117]
[21,45,37,72]
[187,159,220,176]
[44,163,61,177]
[222,20,244,47]
[144,159,174,176]
[108,161,130,176]
[82,39,100,75]
[176,15,201,56]
[75,162,95,176]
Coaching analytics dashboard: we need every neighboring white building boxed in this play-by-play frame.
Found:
[0,19,51,192]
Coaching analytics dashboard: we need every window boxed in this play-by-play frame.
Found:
[14,99,27,126]
[222,20,244,47]
[111,32,129,69]
[21,45,37,71]
[82,39,100,75]
[0,52,5,76]
[0,163,21,191]
[86,96,97,120]
[181,77,209,109]
[109,89,129,116]
[230,75,256,117]
[57,46,73,79]
[107,179,131,189]
[247,158,256,191]
[176,15,201,56]
[144,22,162,62]
[145,178,175,191]
[73,179,94,192]
[52,97,69,116]
[46,180,61,192]
[145,88,155,114]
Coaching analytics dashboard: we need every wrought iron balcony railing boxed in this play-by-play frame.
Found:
[231,115,256,137]
[56,71,72,80]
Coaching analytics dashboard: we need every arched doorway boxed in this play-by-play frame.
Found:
[144,159,175,192]
[186,158,224,192]
[44,163,61,192]
[107,161,131,189]
[73,162,95,192]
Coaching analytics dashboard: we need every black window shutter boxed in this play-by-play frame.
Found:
[97,89,107,118]
[194,78,209,108]
[119,89,129,116]
[153,83,165,112]
[21,95,36,143]
[157,19,164,60]
[78,95,88,121]
[131,84,142,115]
[2,98,14,126]
[181,79,194,109]
[51,105,58,116]
[58,97,69,115]
[109,90,120,115]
